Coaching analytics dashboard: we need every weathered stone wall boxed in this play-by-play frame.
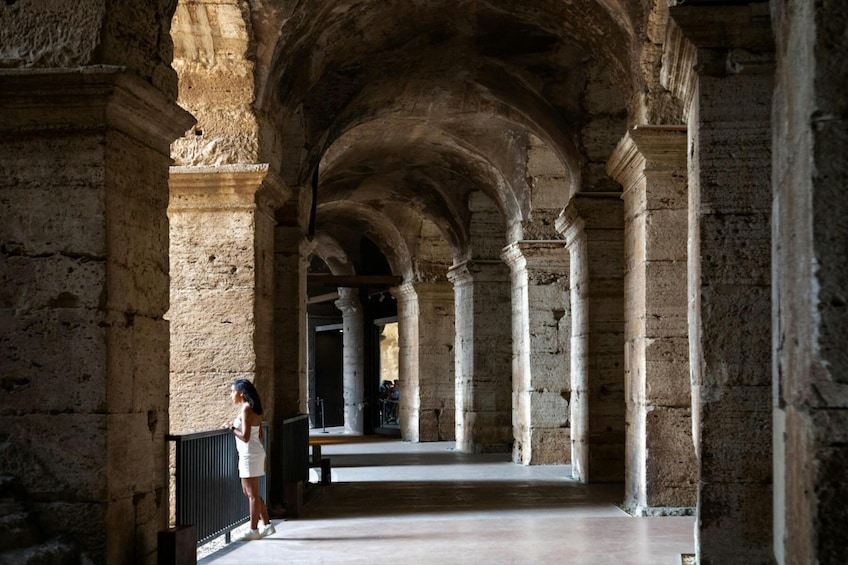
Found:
[522,135,573,240]
[0,69,191,563]
[170,0,260,166]
[772,1,848,563]
[0,1,178,97]
[380,322,400,382]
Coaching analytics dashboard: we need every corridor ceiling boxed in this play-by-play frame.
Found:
[171,0,671,282]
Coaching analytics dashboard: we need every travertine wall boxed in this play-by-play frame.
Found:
[170,0,260,167]
[0,69,192,563]
[609,126,695,513]
[504,242,571,465]
[772,1,848,563]
[667,4,774,562]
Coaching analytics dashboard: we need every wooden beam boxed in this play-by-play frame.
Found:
[308,291,339,305]
[307,274,403,288]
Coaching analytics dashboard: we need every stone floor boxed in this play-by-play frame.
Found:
[199,429,695,564]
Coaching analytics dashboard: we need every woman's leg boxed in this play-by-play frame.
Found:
[241,477,270,529]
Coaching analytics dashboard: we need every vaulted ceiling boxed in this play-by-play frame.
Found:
[171,0,672,283]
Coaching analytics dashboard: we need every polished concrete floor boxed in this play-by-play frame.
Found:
[199,430,695,565]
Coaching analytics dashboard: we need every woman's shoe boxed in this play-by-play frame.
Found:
[261,522,276,537]
[237,529,262,541]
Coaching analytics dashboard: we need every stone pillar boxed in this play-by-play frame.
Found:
[168,165,288,433]
[772,2,848,564]
[0,69,193,562]
[335,288,365,434]
[274,222,308,419]
[667,5,774,562]
[608,126,696,514]
[447,260,512,453]
[556,194,625,483]
[393,282,455,442]
[502,241,571,465]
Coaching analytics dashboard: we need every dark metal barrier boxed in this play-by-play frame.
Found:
[279,414,309,484]
[168,424,268,546]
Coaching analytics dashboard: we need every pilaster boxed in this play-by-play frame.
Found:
[392,282,456,442]
[274,211,309,420]
[502,241,571,465]
[0,67,193,562]
[668,4,774,562]
[556,194,625,483]
[608,126,695,514]
[447,260,512,453]
[168,164,289,433]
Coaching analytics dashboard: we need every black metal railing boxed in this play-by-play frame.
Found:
[278,414,309,484]
[168,423,269,546]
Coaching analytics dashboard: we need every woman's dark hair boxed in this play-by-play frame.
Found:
[233,379,263,415]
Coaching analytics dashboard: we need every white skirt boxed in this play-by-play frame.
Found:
[238,450,266,478]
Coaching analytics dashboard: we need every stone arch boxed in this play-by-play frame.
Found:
[315,200,414,282]
[305,232,356,277]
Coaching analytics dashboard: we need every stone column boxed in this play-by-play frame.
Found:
[0,69,193,562]
[666,5,774,562]
[447,260,512,453]
[335,288,365,434]
[608,126,696,514]
[502,242,571,465]
[394,284,421,440]
[772,2,848,564]
[168,165,288,433]
[393,282,456,442]
[556,194,625,483]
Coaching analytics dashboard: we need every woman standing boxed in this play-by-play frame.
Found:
[224,379,275,540]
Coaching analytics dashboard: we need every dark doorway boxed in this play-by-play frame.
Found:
[314,329,344,428]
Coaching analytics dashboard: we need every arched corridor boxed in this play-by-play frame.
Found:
[2,1,847,563]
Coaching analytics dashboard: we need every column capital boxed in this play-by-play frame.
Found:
[607,126,688,195]
[169,164,291,215]
[662,3,774,109]
[447,260,509,286]
[668,3,773,53]
[0,67,194,151]
[501,240,569,273]
[390,282,418,304]
[334,287,361,315]
[556,193,623,246]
